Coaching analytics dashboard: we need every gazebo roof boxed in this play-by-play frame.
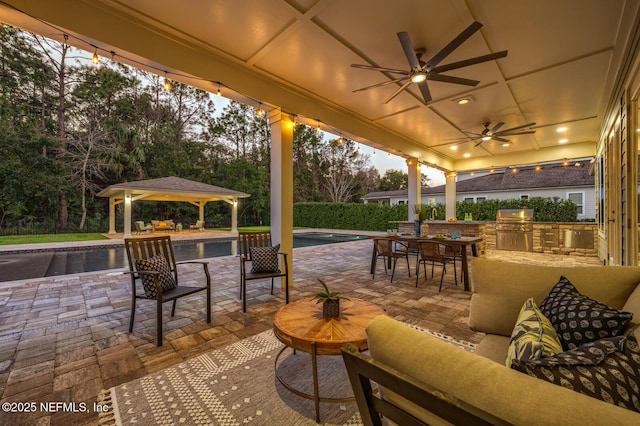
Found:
[98,176,250,203]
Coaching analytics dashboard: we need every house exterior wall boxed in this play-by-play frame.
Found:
[369,185,596,219]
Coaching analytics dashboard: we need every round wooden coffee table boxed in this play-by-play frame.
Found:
[272,297,385,422]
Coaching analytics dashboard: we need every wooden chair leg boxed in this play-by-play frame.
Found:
[285,276,290,304]
[415,259,420,287]
[171,299,177,317]
[270,278,274,295]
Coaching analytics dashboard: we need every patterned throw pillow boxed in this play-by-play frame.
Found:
[135,255,177,298]
[539,276,633,350]
[511,334,640,413]
[506,298,563,367]
[250,244,281,273]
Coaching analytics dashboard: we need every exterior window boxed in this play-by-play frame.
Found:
[567,192,585,215]
[476,197,486,202]
[398,200,405,205]
[463,197,474,202]
[520,194,529,200]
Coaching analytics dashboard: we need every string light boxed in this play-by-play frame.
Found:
[216,84,221,96]
[91,48,99,65]
[256,103,263,117]
[372,149,377,156]
[163,72,173,91]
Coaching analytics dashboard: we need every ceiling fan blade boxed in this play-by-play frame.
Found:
[427,73,479,86]
[493,136,511,142]
[431,50,508,74]
[353,77,410,93]
[397,32,421,70]
[383,80,413,104]
[499,130,536,136]
[416,80,432,103]
[425,21,483,69]
[497,122,537,133]
[490,122,505,133]
[351,64,410,75]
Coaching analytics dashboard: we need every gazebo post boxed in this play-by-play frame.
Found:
[231,198,238,232]
[123,191,132,238]
[108,197,116,235]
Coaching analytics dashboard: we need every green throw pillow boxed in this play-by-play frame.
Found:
[505,298,563,368]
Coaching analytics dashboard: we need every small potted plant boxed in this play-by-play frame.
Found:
[312,279,348,318]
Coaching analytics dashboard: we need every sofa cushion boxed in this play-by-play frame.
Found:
[367,315,640,425]
[250,244,281,273]
[135,255,177,298]
[539,276,633,350]
[506,298,563,367]
[511,334,640,413]
[623,284,640,342]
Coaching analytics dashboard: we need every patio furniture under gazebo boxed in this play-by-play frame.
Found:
[98,176,249,237]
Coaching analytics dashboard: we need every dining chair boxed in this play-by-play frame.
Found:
[124,235,211,346]
[441,244,463,286]
[238,231,289,312]
[372,238,411,282]
[415,241,452,290]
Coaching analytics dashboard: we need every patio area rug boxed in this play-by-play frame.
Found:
[97,325,475,425]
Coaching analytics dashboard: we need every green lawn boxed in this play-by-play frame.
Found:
[0,233,111,245]
[0,226,289,245]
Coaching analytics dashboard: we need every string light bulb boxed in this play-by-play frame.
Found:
[163,72,173,92]
[338,136,343,144]
[216,84,221,97]
[92,49,99,65]
[256,104,263,117]
[372,149,377,156]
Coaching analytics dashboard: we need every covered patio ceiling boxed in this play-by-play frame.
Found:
[1,0,639,173]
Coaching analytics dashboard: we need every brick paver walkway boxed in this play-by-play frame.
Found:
[0,238,602,425]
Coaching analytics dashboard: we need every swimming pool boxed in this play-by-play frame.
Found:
[0,232,369,282]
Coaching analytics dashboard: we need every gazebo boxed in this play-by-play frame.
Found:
[97,176,250,237]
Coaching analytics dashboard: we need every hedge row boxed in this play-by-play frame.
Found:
[293,197,578,231]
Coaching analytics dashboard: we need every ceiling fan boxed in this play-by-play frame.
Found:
[351,21,507,104]
[438,121,537,147]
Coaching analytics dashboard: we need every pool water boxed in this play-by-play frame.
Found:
[0,233,368,282]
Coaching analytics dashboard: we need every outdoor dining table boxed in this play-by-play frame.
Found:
[370,235,482,291]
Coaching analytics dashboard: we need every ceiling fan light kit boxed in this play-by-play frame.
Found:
[351,21,507,104]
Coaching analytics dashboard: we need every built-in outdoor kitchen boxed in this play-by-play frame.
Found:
[393,213,598,259]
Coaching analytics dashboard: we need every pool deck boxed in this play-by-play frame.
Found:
[0,231,602,425]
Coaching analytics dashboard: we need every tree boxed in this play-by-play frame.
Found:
[378,169,408,191]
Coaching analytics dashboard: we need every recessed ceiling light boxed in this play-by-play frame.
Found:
[450,145,458,150]
[557,127,567,133]
[559,138,568,144]
[501,142,511,147]
[452,95,474,105]
[463,153,471,158]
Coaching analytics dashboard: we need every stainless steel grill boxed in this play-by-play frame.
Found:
[496,209,534,252]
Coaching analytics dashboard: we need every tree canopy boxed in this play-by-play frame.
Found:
[0,25,427,232]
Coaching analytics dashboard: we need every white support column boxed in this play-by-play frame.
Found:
[268,109,294,288]
[123,191,132,238]
[108,197,116,235]
[231,198,238,232]
[199,203,205,221]
[406,158,421,221]
[445,172,457,220]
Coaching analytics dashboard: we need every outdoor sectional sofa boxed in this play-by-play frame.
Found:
[362,258,640,425]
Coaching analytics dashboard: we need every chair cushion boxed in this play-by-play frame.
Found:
[135,255,177,297]
[506,298,563,367]
[511,334,640,412]
[539,276,633,350]
[250,244,280,273]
